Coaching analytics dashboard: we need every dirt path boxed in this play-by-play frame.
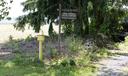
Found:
[96,42,128,76]
[97,54,128,76]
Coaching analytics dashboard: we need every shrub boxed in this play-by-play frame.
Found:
[60,59,76,67]
[47,47,58,59]
[65,37,85,52]
[96,48,111,58]
[25,34,34,42]
[125,36,128,45]
[9,35,13,41]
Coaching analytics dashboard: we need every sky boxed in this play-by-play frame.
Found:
[0,0,26,24]
[8,0,26,18]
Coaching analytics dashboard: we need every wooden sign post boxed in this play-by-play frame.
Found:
[57,0,78,51]
[58,3,62,52]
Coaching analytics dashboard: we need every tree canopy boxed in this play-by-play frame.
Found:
[0,0,12,21]
[14,0,128,37]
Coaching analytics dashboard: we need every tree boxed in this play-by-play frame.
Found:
[14,0,128,37]
[0,0,12,21]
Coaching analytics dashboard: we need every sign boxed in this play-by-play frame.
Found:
[62,9,78,12]
[57,9,78,12]
[37,35,45,41]
[57,9,78,20]
[62,12,77,20]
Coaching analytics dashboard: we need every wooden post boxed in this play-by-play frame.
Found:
[58,2,62,51]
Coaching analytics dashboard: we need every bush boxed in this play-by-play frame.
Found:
[25,34,34,42]
[96,48,112,58]
[60,59,76,67]
[65,37,85,52]
[125,36,128,45]
[12,54,43,66]
[47,47,58,59]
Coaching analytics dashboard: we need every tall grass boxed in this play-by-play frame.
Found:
[0,35,113,76]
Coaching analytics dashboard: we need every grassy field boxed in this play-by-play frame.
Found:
[0,57,97,76]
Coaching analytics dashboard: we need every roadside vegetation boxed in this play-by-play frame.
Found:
[0,0,128,76]
[0,35,114,76]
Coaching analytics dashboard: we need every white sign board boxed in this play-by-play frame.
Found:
[62,12,77,20]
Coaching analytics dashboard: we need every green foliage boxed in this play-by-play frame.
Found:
[0,0,12,20]
[96,48,112,58]
[64,36,112,66]
[65,36,85,52]
[0,35,115,76]
[76,51,91,66]
[4,61,15,68]
[60,59,76,67]
[25,34,34,42]
[6,39,21,54]
[125,36,128,42]
[14,0,128,38]
[125,36,128,45]
[9,35,13,41]
[12,54,40,66]
[47,47,58,59]
[0,54,97,76]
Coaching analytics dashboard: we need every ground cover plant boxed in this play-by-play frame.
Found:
[0,35,113,76]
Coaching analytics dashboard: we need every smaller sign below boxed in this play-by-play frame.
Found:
[62,9,78,12]
[62,12,77,20]
[57,9,78,12]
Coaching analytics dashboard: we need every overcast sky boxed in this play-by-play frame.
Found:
[0,0,26,24]
[8,0,26,18]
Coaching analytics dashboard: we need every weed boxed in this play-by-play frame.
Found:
[125,36,128,45]
[9,35,13,41]
[25,34,34,42]
[65,37,84,52]
[0,36,104,76]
